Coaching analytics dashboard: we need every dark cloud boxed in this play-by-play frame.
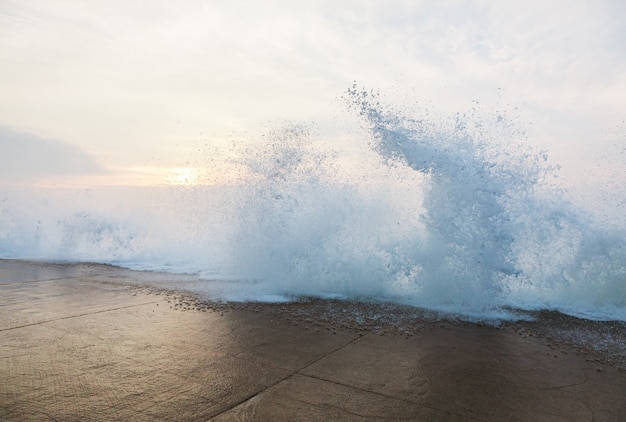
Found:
[0,125,107,181]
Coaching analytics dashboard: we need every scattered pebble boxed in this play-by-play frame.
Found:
[132,287,626,370]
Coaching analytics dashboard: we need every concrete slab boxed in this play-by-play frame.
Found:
[211,374,459,421]
[1,259,625,421]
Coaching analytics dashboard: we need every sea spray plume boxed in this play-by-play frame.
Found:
[0,188,146,263]
[344,84,626,320]
[2,87,624,320]
[343,84,552,313]
[224,123,426,300]
[226,124,350,294]
[223,91,552,314]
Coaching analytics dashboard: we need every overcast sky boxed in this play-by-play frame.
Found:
[1,0,625,187]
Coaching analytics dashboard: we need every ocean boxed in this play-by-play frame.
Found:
[2,87,625,322]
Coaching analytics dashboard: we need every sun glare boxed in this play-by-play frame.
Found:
[165,167,201,185]
[29,165,242,188]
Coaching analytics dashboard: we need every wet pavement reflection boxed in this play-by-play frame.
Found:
[1,260,625,421]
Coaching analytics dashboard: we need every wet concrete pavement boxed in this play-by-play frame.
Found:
[1,259,625,421]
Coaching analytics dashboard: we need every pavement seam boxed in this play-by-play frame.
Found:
[297,372,487,422]
[209,329,488,422]
[296,334,364,371]
[538,376,589,391]
[207,333,363,420]
[294,331,491,422]
[0,275,90,286]
[0,301,158,332]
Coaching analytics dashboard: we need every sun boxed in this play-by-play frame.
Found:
[165,167,201,185]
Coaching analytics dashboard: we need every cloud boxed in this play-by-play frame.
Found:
[0,0,624,177]
[0,125,107,181]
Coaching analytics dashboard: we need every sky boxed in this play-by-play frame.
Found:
[1,0,625,189]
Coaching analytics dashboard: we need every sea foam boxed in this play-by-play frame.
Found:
[1,86,625,321]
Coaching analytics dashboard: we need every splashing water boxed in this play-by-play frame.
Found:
[1,86,625,321]
[343,86,626,319]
